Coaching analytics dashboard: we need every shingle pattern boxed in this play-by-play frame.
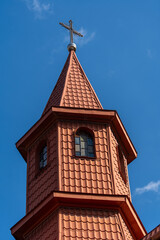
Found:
[60,207,123,240]
[61,51,102,109]
[42,50,102,115]
[142,224,160,240]
[27,124,58,213]
[42,53,70,115]
[110,128,131,199]
[119,213,134,240]
[60,120,113,194]
[25,210,58,240]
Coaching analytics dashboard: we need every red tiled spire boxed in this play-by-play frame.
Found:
[42,50,103,115]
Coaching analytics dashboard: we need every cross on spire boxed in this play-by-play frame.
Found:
[59,20,83,51]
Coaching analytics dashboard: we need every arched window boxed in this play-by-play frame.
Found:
[75,129,95,157]
[116,145,126,183]
[39,145,47,169]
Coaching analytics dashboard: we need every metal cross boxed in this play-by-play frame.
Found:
[59,20,83,44]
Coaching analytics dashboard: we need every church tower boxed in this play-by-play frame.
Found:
[11,21,147,240]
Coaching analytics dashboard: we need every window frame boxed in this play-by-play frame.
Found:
[74,127,96,159]
[39,145,47,169]
[116,145,127,183]
[35,140,49,177]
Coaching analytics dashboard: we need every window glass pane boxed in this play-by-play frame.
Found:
[75,151,81,156]
[40,145,47,169]
[81,148,86,156]
[117,146,126,181]
[88,153,95,157]
[43,146,47,154]
[44,152,47,160]
[75,145,80,152]
[81,141,87,149]
[75,137,80,144]
[88,146,94,153]
[43,159,47,167]
[87,138,93,146]
[80,135,87,141]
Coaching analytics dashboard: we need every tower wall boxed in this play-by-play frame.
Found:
[109,127,131,199]
[60,207,124,239]
[26,120,131,213]
[58,120,114,194]
[24,207,134,240]
[26,123,58,213]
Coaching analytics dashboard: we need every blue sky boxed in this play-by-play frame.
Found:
[1,0,160,239]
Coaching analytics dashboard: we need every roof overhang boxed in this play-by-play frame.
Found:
[16,106,137,163]
[11,192,146,240]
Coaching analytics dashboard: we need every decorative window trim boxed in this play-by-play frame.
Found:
[74,127,96,159]
[116,145,127,183]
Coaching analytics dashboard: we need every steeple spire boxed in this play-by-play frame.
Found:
[59,20,83,51]
[42,50,103,116]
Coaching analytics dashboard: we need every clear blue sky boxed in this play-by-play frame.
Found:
[1,0,160,239]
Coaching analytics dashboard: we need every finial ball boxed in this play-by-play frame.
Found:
[67,43,77,51]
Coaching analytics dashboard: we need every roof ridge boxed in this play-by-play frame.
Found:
[42,52,71,116]
[59,50,74,106]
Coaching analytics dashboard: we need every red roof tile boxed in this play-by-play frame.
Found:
[42,50,102,115]
[60,207,124,239]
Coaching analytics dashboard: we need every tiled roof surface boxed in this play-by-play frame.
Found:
[27,124,58,213]
[25,210,58,240]
[110,128,131,199]
[60,207,124,239]
[59,120,113,194]
[142,224,160,240]
[42,50,102,115]
[119,212,134,240]
[42,53,70,115]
